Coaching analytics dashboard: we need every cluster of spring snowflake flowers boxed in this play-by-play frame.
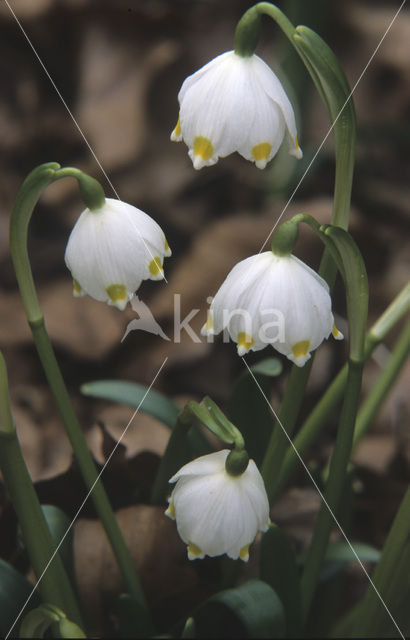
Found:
[65,49,343,562]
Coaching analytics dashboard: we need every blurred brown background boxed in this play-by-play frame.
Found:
[0,0,409,632]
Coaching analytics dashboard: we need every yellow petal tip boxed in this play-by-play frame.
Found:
[187,542,204,560]
[148,256,164,278]
[239,545,250,561]
[193,136,214,161]
[332,324,344,340]
[237,332,255,356]
[106,284,128,310]
[252,142,272,169]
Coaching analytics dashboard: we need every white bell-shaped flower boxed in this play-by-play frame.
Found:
[65,198,171,310]
[171,50,302,170]
[165,449,270,561]
[201,251,343,367]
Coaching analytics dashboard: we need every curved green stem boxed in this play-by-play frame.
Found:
[9,163,148,612]
[234,3,295,56]
[241,2,356,503]
[0,353,83,627]
[235,3,356,230]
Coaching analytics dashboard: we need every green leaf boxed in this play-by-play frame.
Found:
[41,505,73,578]
[293,26,356,230]
[57,616,86,638]
[200,397,241,444]
[188,400,233,443]
[321,226,369,361]
[228,358,282,465]
[250,357,283,377]
[81,379,179,428]
[320,540,380,583]
[193,579,285,638]
[20,606,59,638]
[260,524,303,636]
[326,540,380,564]
[0,559,41,636]
[181,616,195,638]
[113,593,155,638]
[293,26,353,124]
[81,379,211,456]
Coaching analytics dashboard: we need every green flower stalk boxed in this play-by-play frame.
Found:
[0,352,83,627]
[349,484,410,637]
[299,226,368,616]
[234,2,357,517]
[9,162,148,612]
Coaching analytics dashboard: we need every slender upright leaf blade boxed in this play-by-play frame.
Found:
[228,358,282,466]
[41,505,73,578]
[113,594,154,638]
[260,524,303,636]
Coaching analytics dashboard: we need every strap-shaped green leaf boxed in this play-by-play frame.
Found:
[81,380,179,428]
[293,25,356,230]
[228,358,282,465]
[193,579,285,638]
[81,379,210,456]
[319,540,380,583]
[260,524,303,636]
[113,593,156,638]
[40,505,74,579]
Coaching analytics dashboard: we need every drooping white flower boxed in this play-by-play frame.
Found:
[201,251,343,367]
[171,50,302,170]
[65,198,171,310]
[165,449,270,561]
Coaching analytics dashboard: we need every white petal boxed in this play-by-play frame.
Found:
[252,54,302,158]
[209,253,274,335]
[177,51,233,104]
[169,449,229,483]
[236,70,286,167]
